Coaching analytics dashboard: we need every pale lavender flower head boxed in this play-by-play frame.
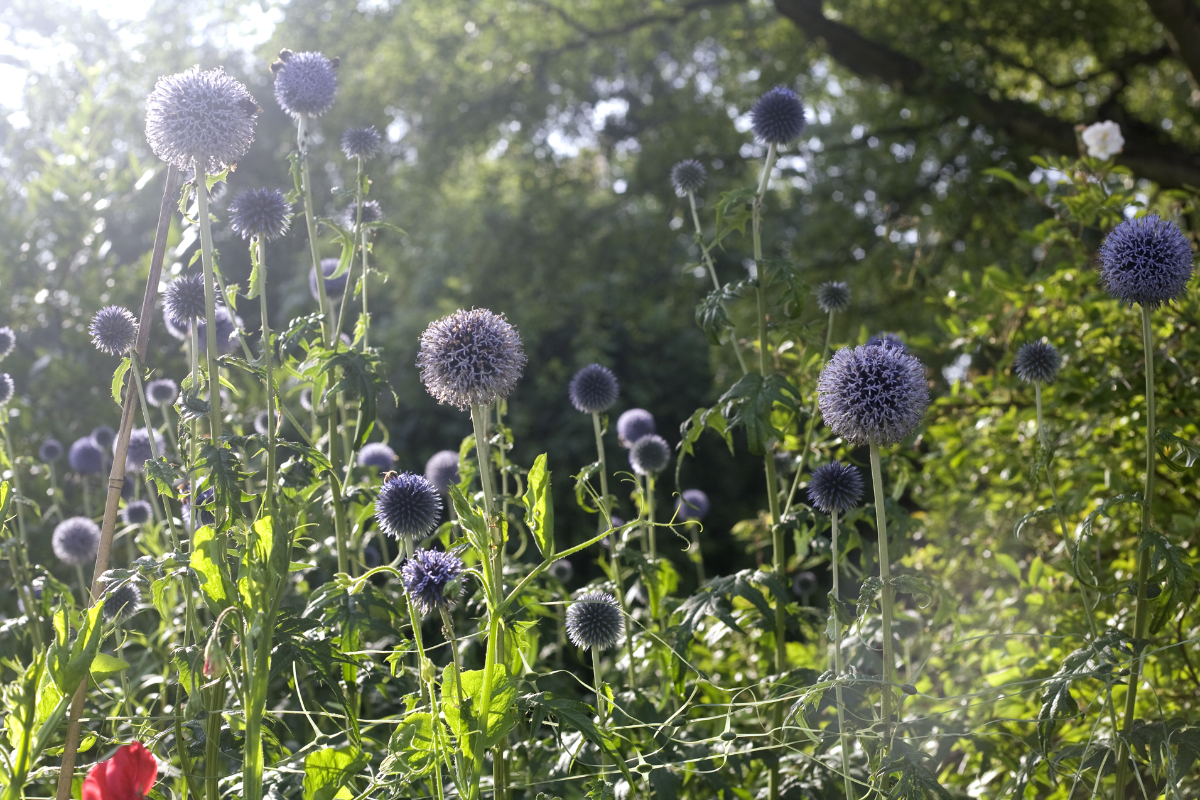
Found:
[670,159,706,197]
[89,306,138,355]
[122,500,154,526]
[629,434,671,476]
[818,345,930,447]
[417,309,526,410]
[675,489,710,521]
[1098,213,1194,309]
[0,373,12,406]
[401,548,465,615]
[342,126,382,159]
[342,199,383,228]
[39,438,64,463]
[69,437,104,474]
[424,450,460,493]
[145,66,259,174]
[310,258,348,300]
[616,409,655,447]
[146,378,179,408]
[1014,341,1060,385]
[0,326,14,359]
[53,517,100,565]
[272,50,338,118]
[163,274,207,330]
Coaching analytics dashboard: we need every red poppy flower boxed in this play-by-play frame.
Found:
[82,741,158,800]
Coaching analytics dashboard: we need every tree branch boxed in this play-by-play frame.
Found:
[1143,0,1200,88]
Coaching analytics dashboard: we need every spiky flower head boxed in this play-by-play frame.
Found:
[119,427,164,473]
[807,462,864,514]
[89,306,137,355]
[163,274,207,329]
[568,364,619,414]
[343,199,384,228]
[228,188,291,241]
[92,426,116,450]
[103,582,141,622]
[376,472,443,539]
[195,307,239,354]
[565,591,623,649]
[417,308,527,410]
[793,570,818,597]
[1014,341,1060,385]
[39,438,64,463]
[145,66,259,174]
[818,345,929,447]
[0,326,14,359]
[749,86,806,145]
[252,411,269,436]
[1098,213,1194,309]
[182,487,216,531]
[271,50,338,118]
[629,434,671,476]
[424,450,461,493]
[53,517,101,565]
[146,378,179,408]
[670,159,706,197]
[867,332,906,352]
[616,408,655,447]
[69,437,105,473]
[816,281,851,314]
[358,442,397,472]
[401,548,465,615]
[122,500,154,526]
[675,488,710,522]
[342,126,382,159]
[309,258,348,300]
[0,373,12,406]
[549,558,574,583]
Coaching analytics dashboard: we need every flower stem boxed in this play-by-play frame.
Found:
[782,308,837,517]
[831,509,855,800]
[297,114,334,348]
[592,647,607,726]
[194,161,222,442]
[257,235,277,515]
[689,190,748,375]
[870,442,896,787]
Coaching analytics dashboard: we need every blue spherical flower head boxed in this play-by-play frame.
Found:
[190,306,239,355]
[145,66,259,174]
[376,472,442,539]
[146,378,179,408]
[793,570,817,597]
[272,49,339,118]
[867,332,906,353]
[0,326,14,359]
[629,434,671,476]
[163,274,207,331]
[616,408,655,447]
[252,411,270,436]
[417,308,527,410]
[402,548,465,615]
[228,188,291,241]
[90,306,138,355]
[299,387,314,412]
[816,281,851,314]
[807,462,864,514]
[569,363,619,414]
[670,159,706,197]
[749,86,806,145]
[69,437,105,474]
[1098,213,1194,309]
[675,488,710,522]
[566,591,623,649]
[122,427,164,472]
[92,425,116,450]
[310,258,349,300]
[818,345,930,447]
[342,126,382,159]
[1014,341,1060,385]
[182,487,216,531]
[549,558,574,583]
[53,517,101,565]
[358,442,397,472]
[103,582,141,622]
[0,373,13,406]
[424,450,461,493]
[343,199,384,229]
[39,438,64,463]
[122,499,154,526]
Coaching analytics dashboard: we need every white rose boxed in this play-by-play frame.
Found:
[1081,121,1124,160]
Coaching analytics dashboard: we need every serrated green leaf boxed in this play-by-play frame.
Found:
[89,653,130,681]
[190,525,231,605]
[111,358,131,405]
[522,453,554,559]
[302,746,366,800]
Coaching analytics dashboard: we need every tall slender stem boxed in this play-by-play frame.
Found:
[831,509,854,800]
[298,115,334,347]
[358,156,371,349]
[870,442,896,787]
[194,162,222,442]
[689,190,749,375]
[1,422,42,649]
[592,647,607,726]
[646,474,657,560]
[783,309,837,517]
[258,235,277,514]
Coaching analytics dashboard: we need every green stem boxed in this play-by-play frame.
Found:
[831,509,855,800]
[646,474,657,560]
[194,161,222,443]
[870,442,896,790]
[782,309,837,517]
[592,646,607,726]
[1,421,43,649]
[258,235,277,515]
[689,190,749,375]
[360,160,371,349]
[129,352,181,554]
[298,115,334,348]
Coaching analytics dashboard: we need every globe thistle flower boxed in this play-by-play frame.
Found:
[616,408,655,447]
[146,378,179,408]
[816,281,851,314]
[670,159,706,197]
[549,558,574,583]
[299,387,314,412]
[818,345,930,447]
[0,326,14,359]
[1098,213,1194,309]
[749,86,807,145]
[53,517,101,565]
[565,591,623,649]
[568,364,619,414]
[121,427,165,473]
[1014,341,1060,385]
[271,50,338,118]
[0,373,13,406]
[342,199,384,228]
[102,582,141,622]
[424,450,460,493]
[792,570,817,597]
[228,188,291,241]
[89,306,138,356]
[252,411,270,436]
[69,437,105,474]
[163,274,207,330]
[358,442,397,472]
[807,462,864,514]
[196,307,239,355]
[417,308,527,410]
[39,438,64,463]
[376,472,442,539]
[341,125,382,159]
[867,332,906,352]
[401,548,465,615]
[675,488,710,522]
[182,487,216,531]
[145,66,260,174]
[122,500,154,526]
[629,434,671,476]
[309,258,349,300]
[92,426,116,450]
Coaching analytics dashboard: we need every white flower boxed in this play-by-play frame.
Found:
[1081,121,1124,160]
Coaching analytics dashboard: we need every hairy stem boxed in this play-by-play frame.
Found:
[831,509,854,800]
[194,162,222,442]
[870,442,896,790]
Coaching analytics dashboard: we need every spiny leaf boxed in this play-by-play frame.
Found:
[717,373,798,455]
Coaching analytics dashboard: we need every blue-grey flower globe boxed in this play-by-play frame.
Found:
[417,308,527,410]
[39,438,64,463]
[343,199,384,229]
[145,66,259,174]
[358,442,397,472]
[0,373,12,406]
[53,517,101,565]
[69,437,104,474]
[228,188,291,241]
[670,159,706,197]
[309,258,348,300]
[549,558,574,583]
[120,427,164,473]
[163,274,207,329]
[424,450,461,493]
[616,408,655,447]
[103,582,141,622]
[89,306,138,356]
[818,345,930,447]
[1014,341,1060,385]
[0,326,14,359]
[167,306,239,354]
[793,570,818,597]
[675,488,710,521]
[807,462,864,514]
[272,50,338,118]
[566,591,623,649]
[122,500,154,526]
[629,434,671,476]
[401,548,465,615]
[376,472,443,539]
[568,364,619,414]
[749,86,807,145]
[146,378,179,408]
[816,281,851,314]
[867,331,906,352]
[299,386,314,412]
[91,426,116,450]
[253,411,270,436]
[182,487,216,531]
[342,126,382,159]
[1098,213,1194,309]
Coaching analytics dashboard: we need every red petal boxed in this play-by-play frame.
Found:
[81,761,111,800]
[90,743,158,800]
